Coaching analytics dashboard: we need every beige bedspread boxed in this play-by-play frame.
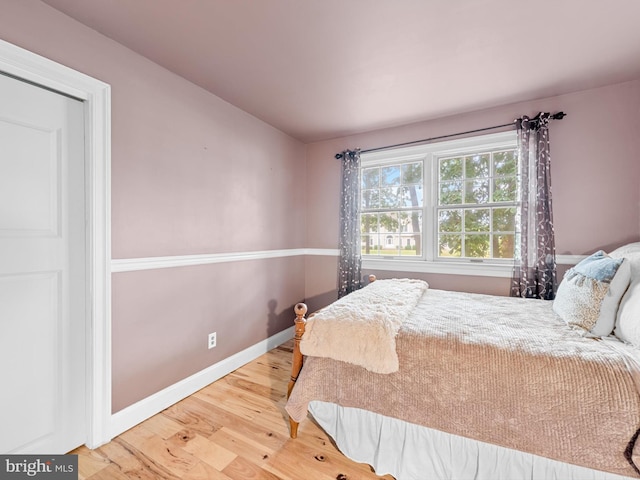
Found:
[286,289,640,477]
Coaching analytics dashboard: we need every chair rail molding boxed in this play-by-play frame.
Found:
[111,248,340,272]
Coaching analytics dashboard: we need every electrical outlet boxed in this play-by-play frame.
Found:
[208,332,217,349]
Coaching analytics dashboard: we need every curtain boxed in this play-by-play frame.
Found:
[338,149,362,298]
[511,113,557,300]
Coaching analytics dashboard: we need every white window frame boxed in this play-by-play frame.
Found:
[360,131,518,277]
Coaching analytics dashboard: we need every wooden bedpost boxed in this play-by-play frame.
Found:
[287,302,307,438]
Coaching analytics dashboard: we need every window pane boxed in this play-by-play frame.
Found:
[362,167,380,189]
[399,235,420,256]
[493,234,515,259]
[465,154,490,178]
[493,150,517,176]
[493,177,517,202]
[361,213,379,233]
[438,209,462,232]
[362,189,380,209]
[380,187,401,207]
[399,211,421,233]
[379,212,399,235]
[361,214,380,256]
[381,166,401,186]
[438,234,462,257]
[361,233,371,254]
[439,181,462,205]
[401,211,422,256]
[465,209,490,232]
[383,234,400,254]
[492,207,516,232]
[401,185,423,207]
[402,162,422,184]
[362,233,381,255]
[439,157,463,181]
[464,179,489,204]
[465,234,490,258]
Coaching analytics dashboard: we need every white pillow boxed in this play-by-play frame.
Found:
[593,259,630,336]
[553,250,630,337]
[609,242,640,259]
[614,252,640,346]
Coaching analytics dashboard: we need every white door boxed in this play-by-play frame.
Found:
[0,73,86,454]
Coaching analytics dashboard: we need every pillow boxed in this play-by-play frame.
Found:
[553,250,630,337]
[609,242,640,259]
[614,252,640,346]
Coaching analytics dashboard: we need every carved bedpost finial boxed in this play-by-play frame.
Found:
[294,302,307,319]
[369,274,377,283]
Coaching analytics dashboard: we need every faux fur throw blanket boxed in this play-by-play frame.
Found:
[300,278,428,373]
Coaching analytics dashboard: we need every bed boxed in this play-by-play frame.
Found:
[285,244,640,480]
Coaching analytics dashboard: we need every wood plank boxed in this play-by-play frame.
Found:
[142,411,188,440]
[182,461,234,480]
[95,438,181,480]
[73,446,110,480]
[222,371,288,402]
[208,426,277,467]
[169,395,289,452]
[84,464,131,480]
[180,433,237,471]
[162,395,224,437]
[194,375,292,439]
[122,431,198,478]
[222,455,283,480]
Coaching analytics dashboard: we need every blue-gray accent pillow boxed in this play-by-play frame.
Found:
[572,250,622,283]
[553,250,630,336]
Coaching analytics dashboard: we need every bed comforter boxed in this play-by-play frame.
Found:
[285,288,640,477]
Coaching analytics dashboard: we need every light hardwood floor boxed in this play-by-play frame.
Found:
[72,340,394,480]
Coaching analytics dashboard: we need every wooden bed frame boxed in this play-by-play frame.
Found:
[286,275,377,438]
[286,302,307,438]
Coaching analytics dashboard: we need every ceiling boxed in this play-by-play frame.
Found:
[41,0,640,143]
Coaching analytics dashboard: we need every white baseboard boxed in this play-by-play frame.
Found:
[108,326,295,441]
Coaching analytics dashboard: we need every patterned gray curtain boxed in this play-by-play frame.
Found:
[511,113,557,300]
[338,149,362,298]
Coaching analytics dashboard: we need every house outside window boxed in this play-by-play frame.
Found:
[360,131,518,277]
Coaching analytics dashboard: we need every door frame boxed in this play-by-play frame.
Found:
[0,39,111,449]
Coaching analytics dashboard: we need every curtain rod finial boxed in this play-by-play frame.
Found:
[335,153,343,159]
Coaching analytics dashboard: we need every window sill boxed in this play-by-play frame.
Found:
[362,258,513,277]
[362,254,581,278]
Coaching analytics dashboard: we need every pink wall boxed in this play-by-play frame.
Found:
[0,1,307,412]
[306,80,640,303]
[111,257,304,411]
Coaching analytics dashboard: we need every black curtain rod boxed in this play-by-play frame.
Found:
[334,111,566,159]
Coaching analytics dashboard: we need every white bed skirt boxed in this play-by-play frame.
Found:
[308,401,637,480]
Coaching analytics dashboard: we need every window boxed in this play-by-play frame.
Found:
[360,131,518,275]
[361,161,423,257]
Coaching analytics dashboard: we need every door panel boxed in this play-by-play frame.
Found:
[0,118,59,234]
[0,73,86,454]
[0,273,58,452]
